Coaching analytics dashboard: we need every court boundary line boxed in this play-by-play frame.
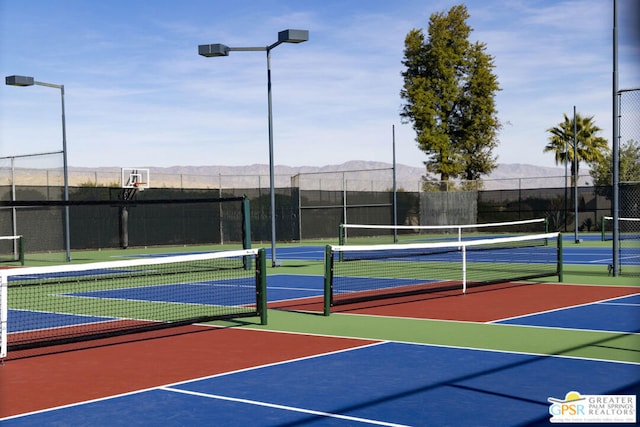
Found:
[315,309,485,324]
[280,305,640,339]
[482,321,640,336]
[0,335,383,422]
[489,293,640,325]
[159,386,411,427]
[311,280,639,330]
[162,338,385,388]
[267,285,324,292]
[601,301,640,306]
[245,325,640,366]
[304,282,639,322]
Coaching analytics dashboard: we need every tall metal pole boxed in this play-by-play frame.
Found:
[199,30,308,268]
[392,125,398,243]
[60,84,71,261]
[266,46,280,267]
[573,105,579,244]
[564,139,568,232]
[10,157,17,256]
[342,172,347,230]
[34,81,71,261]
[612,0,620,275]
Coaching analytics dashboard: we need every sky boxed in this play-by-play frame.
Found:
[1,0,638,170]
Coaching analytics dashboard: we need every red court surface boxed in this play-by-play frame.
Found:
[273,282,640,322]
[0,326,376,418]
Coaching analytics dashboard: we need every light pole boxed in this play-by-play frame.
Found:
[5,75,71,262]
[199,29,308,267]
[573,105,580,244]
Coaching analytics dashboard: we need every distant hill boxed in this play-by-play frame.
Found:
[146,161,567,177]
[67,161,587,190]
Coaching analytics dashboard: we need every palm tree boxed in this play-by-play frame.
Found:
[544,113,609,185]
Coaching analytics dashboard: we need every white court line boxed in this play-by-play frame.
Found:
[159,386,411,427]
[268,285,322,292]
[598,302,640,307]
[489,294,640,324]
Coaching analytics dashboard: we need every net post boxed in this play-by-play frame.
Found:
[242,196,251,249]
[257,248,268,325]
[323,245,333,316]
[462,245,467,294]
[18,235,25,266]
[242,196,252,270]
[338,225,344,262]
[557,233,563,282]
[601,216,606,241]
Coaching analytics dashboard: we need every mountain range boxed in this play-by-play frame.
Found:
[68,161,586,190]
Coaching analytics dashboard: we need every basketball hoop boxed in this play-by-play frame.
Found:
[133,182,147,191]
[121,168,151,191]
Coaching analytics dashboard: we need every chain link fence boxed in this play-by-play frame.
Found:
[614,88,640,275]
[2,103,638,275]
[0,170,618,254]
[0,152,66,262]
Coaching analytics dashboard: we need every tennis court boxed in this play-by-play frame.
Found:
[98,241,632,266]
[254,243,633,266]
[1,241,638,426]
[2,337,637,426]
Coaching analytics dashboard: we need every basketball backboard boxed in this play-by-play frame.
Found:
[121,168,150,190]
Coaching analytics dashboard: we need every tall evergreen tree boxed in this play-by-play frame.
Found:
[400,4,501,184]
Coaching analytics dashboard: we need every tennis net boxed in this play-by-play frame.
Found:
[339,218,548,245]
[0,236,24,265]
[601,216,640,241]
[324,232,561,313]
[601,216,640,276]
[0,248,266,358]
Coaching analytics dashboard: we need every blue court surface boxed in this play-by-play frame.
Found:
[66,275,325,305]
[495,294,640,333]
[66,279,256,306]
[2,341,637,426]
[7,309,118,333]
